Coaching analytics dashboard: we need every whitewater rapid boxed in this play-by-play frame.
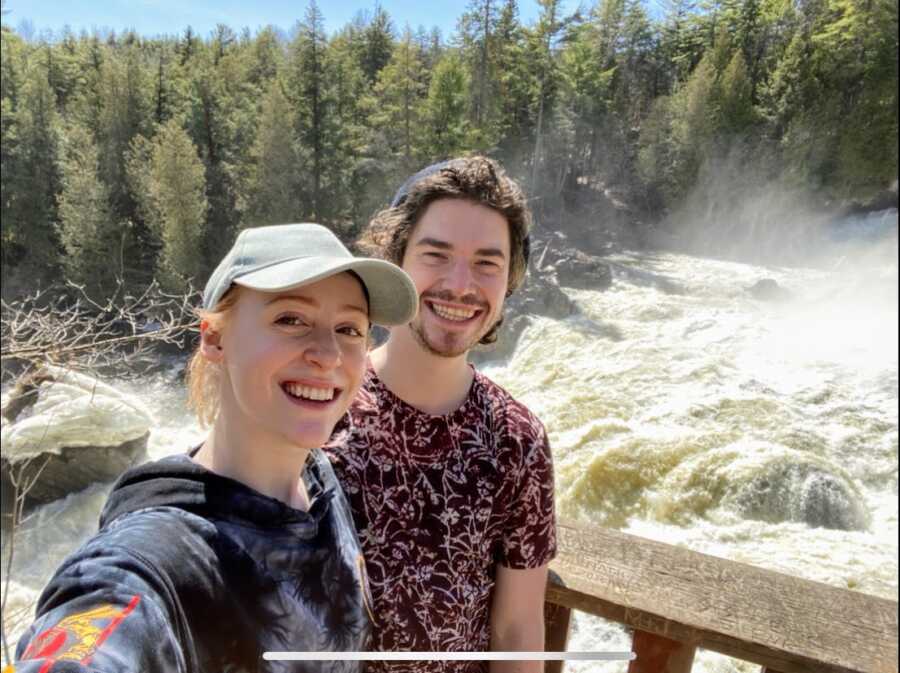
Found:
[481,213,898,671]
[2,212,897,672]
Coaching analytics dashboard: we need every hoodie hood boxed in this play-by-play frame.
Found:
[100,453,333,532]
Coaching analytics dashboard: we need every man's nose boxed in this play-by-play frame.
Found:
[444,260,475,295]
[303,328,342,369]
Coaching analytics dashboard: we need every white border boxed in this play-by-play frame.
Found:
[263,652,635,661]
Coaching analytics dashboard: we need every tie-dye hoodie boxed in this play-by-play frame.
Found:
[14,449,371,673]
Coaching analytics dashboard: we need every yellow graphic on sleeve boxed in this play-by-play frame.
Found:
[3,664,15,673]
[21,595,141,666]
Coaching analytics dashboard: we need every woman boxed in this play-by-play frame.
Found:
[13,223,418,673]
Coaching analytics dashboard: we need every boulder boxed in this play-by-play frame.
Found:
[505,268,579,322]
[531,235,614,292]
[546,249,613,291]
[1,366,153,510]
[470,266,578,365]
[746,278,792,302]
[732,462,869,531]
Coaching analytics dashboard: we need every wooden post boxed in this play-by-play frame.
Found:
[544,569,572,673]
[628,630,696,673]
[544,601,572,673]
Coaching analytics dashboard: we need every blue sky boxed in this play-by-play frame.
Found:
[4,0,579,42]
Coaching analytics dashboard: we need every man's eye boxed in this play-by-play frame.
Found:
[424,252,447,261]
[476,260,502,273]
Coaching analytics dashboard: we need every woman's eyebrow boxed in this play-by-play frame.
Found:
[341,304,369,317]
[265,295,318,307]
[265,295,367,316]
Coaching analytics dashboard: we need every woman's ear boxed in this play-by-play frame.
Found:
[199,319,225,362]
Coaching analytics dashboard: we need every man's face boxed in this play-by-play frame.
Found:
[401,198,511,358]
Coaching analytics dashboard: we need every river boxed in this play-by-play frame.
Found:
[3,210,897,671]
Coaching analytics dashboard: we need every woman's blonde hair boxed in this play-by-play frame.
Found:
[186,288,241,427]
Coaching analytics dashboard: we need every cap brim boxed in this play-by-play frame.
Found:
[233,256,418,326]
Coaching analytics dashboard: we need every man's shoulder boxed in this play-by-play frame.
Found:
[471,369,547,444]
[347,367,384,415]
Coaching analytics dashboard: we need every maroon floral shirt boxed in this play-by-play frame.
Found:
[324,365,557,673]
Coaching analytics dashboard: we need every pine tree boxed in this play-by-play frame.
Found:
[56,124,123,297]
[493,0,533,164]
[288,1,329,220]
[361,4,395,84]
[129,119,208,290]
[371,26,427,168]
[246,26,283,89]
[96,41,151,220]
[717,50,754,134]
[242,81,299,226]
[187,42,245,256]
[528,0,564,192]
[458,0,499,137]
[3,58,62,287]
[421,53,469,159]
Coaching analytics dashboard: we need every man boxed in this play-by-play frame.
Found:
[324,157,556,673]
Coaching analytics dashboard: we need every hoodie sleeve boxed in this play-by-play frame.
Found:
[14,535,187,673]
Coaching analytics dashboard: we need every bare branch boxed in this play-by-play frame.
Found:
[0,278,195,658]
[1,279,199,384]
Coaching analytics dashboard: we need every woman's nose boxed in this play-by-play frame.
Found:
[303,329,342,369]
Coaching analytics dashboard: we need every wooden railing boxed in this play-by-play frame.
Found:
[543,519,898,673]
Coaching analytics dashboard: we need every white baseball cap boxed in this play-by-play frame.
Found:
[203,223,418,326]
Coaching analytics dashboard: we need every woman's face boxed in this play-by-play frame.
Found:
[204,272,369,451]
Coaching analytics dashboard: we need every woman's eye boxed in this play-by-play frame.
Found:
[339,325,366,338]
[275,315,307,327]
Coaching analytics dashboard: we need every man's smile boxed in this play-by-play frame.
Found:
[425,299,484,325]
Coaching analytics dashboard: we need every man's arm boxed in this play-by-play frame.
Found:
[489,564,550,673]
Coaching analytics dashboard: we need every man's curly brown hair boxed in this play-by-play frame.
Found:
[356,156,531,346]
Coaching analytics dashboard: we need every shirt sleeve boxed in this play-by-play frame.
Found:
[14,536,187,673]
[499,420,558,569]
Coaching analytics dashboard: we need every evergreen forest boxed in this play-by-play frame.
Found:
[1,0,897,300]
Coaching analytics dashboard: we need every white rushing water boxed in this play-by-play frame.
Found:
[481,210,899,671]
[2,211,897,671]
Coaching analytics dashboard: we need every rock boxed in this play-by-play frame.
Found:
[470,238,618,365]
[470,266,578,365]
[732,463,869,531]
[532,235,613,292]
[506,270,579,322]
[547,249,613,291]
[1,366,153,510]
[470,314,534,366]
[747,278,792,302]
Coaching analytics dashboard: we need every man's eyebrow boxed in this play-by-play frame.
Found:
[414,237,452,250]
[475,247,507,260]
[415,237,507,260]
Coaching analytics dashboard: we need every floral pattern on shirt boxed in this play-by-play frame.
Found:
[324,366,556,673]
